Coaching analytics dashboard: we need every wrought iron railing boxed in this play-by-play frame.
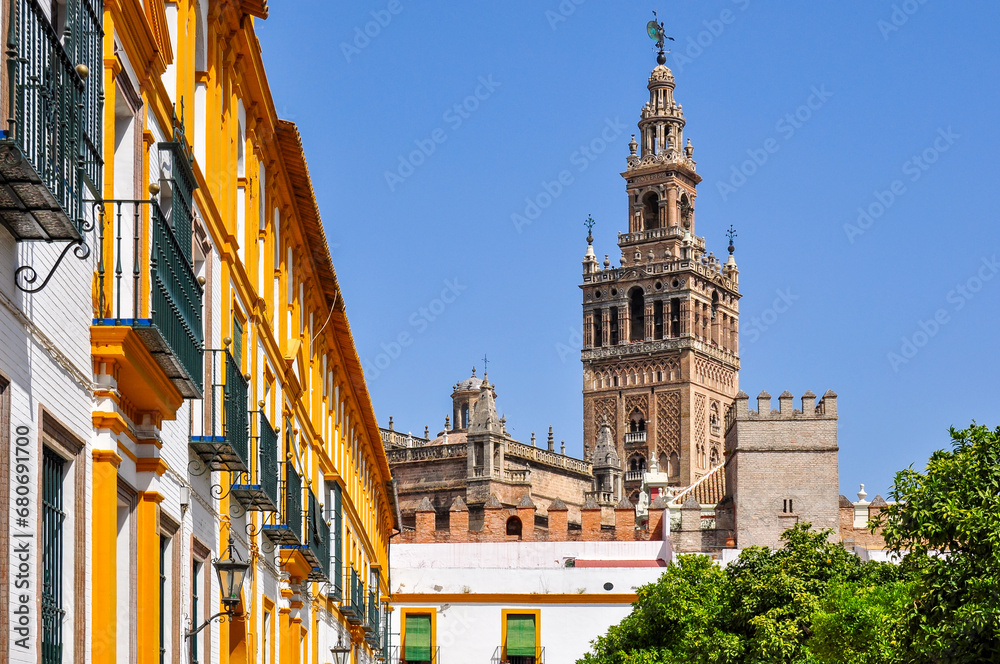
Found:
[4,0,94,229]
[231,409,280,511]
[258,412,279,507]
[491,646,545,664]
[365,593,380,640]
[388,645,440,664]
[342,568,365,623]
[189,348,247,472]
[157,115,196,264]
[305,489,330,582]
[261,461,304,547]
[94,199,203,397]
[286,464,302,544]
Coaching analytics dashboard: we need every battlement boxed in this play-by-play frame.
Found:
[726,389,837,431]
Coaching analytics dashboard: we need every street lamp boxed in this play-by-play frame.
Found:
[185,536,250,640]
[330,633,352,664]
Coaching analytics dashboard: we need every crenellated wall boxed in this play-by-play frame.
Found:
[724,390,840,549]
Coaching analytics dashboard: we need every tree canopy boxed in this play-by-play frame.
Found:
[579,423,1000,664]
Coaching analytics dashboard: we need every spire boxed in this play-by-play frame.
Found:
[468,375,502,434]
[627,18,695,175]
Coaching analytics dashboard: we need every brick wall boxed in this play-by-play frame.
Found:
[398,497,655,544]
[725,391,840,549]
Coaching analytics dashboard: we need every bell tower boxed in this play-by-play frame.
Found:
[580,51,741,495]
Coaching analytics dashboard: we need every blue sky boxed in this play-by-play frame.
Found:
[257,1,999,499]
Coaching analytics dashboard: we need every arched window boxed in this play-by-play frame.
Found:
[710,403,721,436]
[711,290,719,321]
[506,516,522,539]
[710,447,720,466]
[669,452,680,479]
[462,404,469,429]
[642,193,659,230]
[628,288,644,342]
[629,409,646,433]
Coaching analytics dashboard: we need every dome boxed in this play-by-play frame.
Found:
[454,367,483,392]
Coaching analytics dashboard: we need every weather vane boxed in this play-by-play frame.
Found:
[727,225,737,255]
[482,353,489,375]
[584,214,596,245]
[646,11,674,65]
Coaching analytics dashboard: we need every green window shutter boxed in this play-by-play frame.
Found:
[404,614,432,661]
[506,614,536,657]
[232,316,244,367]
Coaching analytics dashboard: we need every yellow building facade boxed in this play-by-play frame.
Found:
[0,1,394,663]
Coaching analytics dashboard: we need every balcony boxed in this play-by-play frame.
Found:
[625,470,645,482]
[262,463,302,546]
[0,0,102,243]
[93,200,203,398]
[231,411,280,512]
[341,568,365,624]
[364,593,380,641]
[189,349,247,471]
[301,489,331,583]
[492,646,545,664]
[623,430,647,445]
[387,646,440,664]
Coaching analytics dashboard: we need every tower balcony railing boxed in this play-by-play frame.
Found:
[262,462,303,547]
[231,410,280,512]
[93,199,203,397]
[623,431,647,445]
[617,225,684,246]
[341,568,365,624]
[625,470,645,482]
[0,0,102,243]
[189,348,247,471]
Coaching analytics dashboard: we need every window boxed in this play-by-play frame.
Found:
[503,611,540,664]
[403,612,433,664]
[783,499,794,514]
[262,608,272,664]
[669,299,680,338]
[331,482,343,599]
[642,192,659,230]
[232,313,244,367]
[506,516,522,539]
[628,288,644,342]
[653,300,663,339]
[609,307,619,345]
[593,308,603,347]
[191,560,202,664]
[42,448,66,664]
[159,535,168,664]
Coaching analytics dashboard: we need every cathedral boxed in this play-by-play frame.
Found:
[381,49,840,552]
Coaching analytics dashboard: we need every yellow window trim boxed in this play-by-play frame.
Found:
[501,608,541,660]
[399,607,437,662]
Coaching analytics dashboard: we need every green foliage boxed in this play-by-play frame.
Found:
[579,423,1000,664]
[808,580,910,664]
[875,424,1000,664]
[579,523,901,664]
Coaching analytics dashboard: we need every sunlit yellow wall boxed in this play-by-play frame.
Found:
[94,2,394,662]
